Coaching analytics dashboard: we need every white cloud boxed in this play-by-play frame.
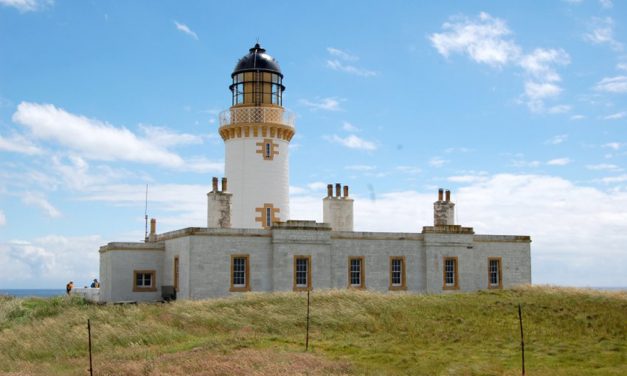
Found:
[341,121,360,132]
[546,158,571,166]
[428,157,448,168]
[0,210,5,226]
[444,147,473,153]
[546,134,568,145]
[617,63,627,71]
[519,48,570,82]
[173,21,198,40]
[584,17,623,50]
[429,12,521,67]
[180,157,224,173]
[326,60,376,77]
[299,97,342,111]
[21,192,61,218]
[395,166,422,175]
[139,124,203,147]
[604,111,626,120]
[601,174,627,184]
[594,76,627,93]
[447,175,488,183]
[325,47,376,77]
[325,134,377,151]
[0,235,102,288]
[0,0,51,12]
[570,114,586,120]
[0,132,43,155]
[603,142,622,150]
[326,47,358,61]
[430,13,570,113]
[345,165,377,171]
[599,0,613,8]
[12,102,185,167]
[586,163,621,171]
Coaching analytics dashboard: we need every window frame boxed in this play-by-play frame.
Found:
[230,254,251,292]
[348,256,365,289]
[488,257,503,289]
[133,270,157,292]
[388,256,407,291]
[442,257,459,290]
[293,255,312,291]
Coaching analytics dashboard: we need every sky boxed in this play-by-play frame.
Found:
[0,0,626,289]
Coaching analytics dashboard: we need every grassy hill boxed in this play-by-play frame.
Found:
[0,286,625,375]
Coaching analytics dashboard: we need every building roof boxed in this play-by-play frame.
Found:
[232,43,282,77]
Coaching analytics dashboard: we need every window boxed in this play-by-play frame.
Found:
[266,207,272,227]
[230,255,250,292]
[265,142,271,158]
[293,256,311,291]
[232,73,244,105]
[173,256,179,291]
[133,270,156,292]
[389,256,406,290]
[488,257,502,289]
[443,257,459,290]
[348,256,365,288]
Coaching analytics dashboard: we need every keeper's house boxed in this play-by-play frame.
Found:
[98,44,531,302]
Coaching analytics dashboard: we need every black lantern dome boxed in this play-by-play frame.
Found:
[230,43,285,106]
[232,43,283,78]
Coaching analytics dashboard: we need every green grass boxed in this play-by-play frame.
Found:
[0,286,625,375]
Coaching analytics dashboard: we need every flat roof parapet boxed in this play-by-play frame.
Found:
[422,225,475,234]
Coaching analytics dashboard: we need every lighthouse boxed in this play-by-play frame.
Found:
[218,44,295,229]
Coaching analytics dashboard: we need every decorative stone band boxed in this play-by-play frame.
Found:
[219,123,295,141]
[220,106,295,126]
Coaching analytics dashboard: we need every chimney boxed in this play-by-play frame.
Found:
[323,182,354,231]
[212,177,218,193]
[207,177,232,228]
[148,218,157,242]
[434,189,455,226]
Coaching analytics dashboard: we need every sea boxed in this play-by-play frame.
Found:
[0,289,66,298]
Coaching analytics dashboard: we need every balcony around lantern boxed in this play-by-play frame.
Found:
[219,106,295,128]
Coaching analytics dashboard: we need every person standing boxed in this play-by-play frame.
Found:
[90,279,99,288]
[66,281,73,295]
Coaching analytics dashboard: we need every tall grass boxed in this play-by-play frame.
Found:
[0,286,625,375]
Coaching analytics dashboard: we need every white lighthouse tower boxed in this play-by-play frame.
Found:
[218,44,295,229]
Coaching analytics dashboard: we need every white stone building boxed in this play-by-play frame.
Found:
[98,44,531,303]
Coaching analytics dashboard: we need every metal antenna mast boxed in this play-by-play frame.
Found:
[144,184,148,242]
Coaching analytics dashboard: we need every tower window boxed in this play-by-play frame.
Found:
[488,257,502,289]
[255,203,279,229]
[389,256,406,290]
[266,207,271,227]
[265,142,271,158]
[443,257,459,290]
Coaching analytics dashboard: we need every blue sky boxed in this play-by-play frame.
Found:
[1,0,626,288]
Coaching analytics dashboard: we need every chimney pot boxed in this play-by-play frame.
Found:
[445,190,451,202]
[343,185,349,198]
[327,184,333,197]
[150,218,156,235]
[221,177,228,192]
[335,183,341,197]
[438,188,444,201]
[212,177,218,192]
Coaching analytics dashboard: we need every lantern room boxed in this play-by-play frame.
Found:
[230,43,285,107]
